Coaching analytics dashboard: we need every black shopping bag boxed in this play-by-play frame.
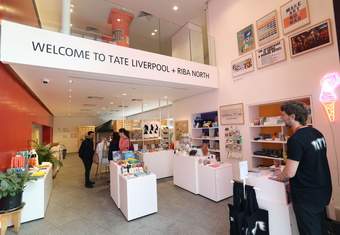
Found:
[229,182,247,235]
[243,185,269,235]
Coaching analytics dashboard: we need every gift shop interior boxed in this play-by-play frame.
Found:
[1,0,340,234]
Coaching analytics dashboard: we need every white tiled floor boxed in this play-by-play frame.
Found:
[7,154,231,234]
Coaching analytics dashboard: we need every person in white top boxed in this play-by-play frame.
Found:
[96,137,105,163]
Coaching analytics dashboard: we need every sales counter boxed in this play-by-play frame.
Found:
[246,169,299,235]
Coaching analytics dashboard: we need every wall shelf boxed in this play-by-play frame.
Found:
[253,155,284,161]
[251,140,287,144]
[192,137,220,141]
[249,124,285,128]
[248,96,313,168]
[192,127,219,130]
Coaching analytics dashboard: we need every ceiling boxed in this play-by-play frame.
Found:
[10,63,213,118]
[35,0,206,55]
[9,0,212,119]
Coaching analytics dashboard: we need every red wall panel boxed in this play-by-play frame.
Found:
[0,63,53,171]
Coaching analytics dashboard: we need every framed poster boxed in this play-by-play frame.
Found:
[219,103,244,125]
[237,24,255,55]
[231,53,255,78]
[289,19,332,57]
[281,0,310,34]
[256,10,280,46]
[256,39,287,69]
[174,120,188,140]
[334,0,340,62]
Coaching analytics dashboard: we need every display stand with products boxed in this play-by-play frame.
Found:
[119,173,157,221]
[173,152,233,201]
[109,156,158,221]
[248,97,313,168]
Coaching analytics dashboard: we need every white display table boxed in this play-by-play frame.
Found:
[197,163,233,202]
[109,161,121,208]
[140,150,174,179]
[119,174,158,221]
[1,163,53,229]
[246,170,299,235]
[110,161,158,221]
[22,163,53,223]
[173,153,206,194]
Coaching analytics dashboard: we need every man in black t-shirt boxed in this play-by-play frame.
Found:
[274,101,332,235]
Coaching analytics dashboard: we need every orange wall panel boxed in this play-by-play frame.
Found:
[0,63,53,171]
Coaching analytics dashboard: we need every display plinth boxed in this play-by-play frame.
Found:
[141,150,174,179]
[110,161,121,208]
[197,163,233,202]
[119,174,158,221]
[173,153,205,194]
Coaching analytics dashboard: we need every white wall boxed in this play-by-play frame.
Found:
[172,23,204,63]
[126,105,173,120]
[173,0,340,217]
[53,116,100,153]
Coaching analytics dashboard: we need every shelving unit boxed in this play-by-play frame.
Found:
[248,97,313,168]
[191,111,220,160]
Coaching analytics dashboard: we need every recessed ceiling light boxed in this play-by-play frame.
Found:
[173,5,179,11]
[70,8,74,13]
[70,4,74,8]
[70,23,73,27]
[164,96,168,99]
[154,29,158,32]
[110,102,114,105]
[69,95,72,98]
[122,93,127,96]
[68,79,73,84]
[117,18,121,22]
[151,32,156,36]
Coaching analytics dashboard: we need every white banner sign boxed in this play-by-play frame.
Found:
[0,21,218,88]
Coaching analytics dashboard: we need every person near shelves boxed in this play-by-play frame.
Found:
[274,101,332,235]
[108,132,120,161]
[119,128,130,151]
[78,131,95,188]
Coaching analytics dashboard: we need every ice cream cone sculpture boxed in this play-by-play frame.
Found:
[320,73,340,122]
[322,102,336,122]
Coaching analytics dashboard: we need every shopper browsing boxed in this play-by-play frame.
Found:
[78,131,96,188]
[119,128,130,151]
[274,102,332,235]
[108,132,120,161]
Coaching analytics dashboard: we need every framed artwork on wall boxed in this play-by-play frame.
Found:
[219,103,244,125]
[174,120,188,140]
[231,53,255,78]
[280,0,310,35]
[333,0,340,62]
[256,39,287,69]
[288,19,332,57]
[237,24,256,55]
[256,10,280,46]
